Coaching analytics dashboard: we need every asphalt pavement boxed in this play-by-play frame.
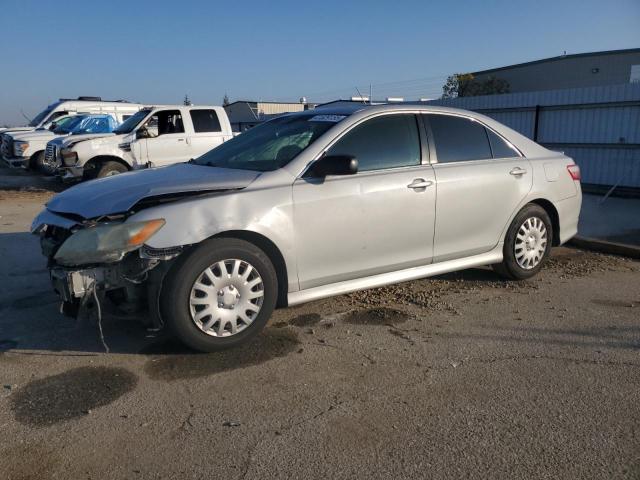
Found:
[0,189,639,480]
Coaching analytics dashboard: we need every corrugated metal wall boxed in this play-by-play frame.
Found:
[426,84,640,188]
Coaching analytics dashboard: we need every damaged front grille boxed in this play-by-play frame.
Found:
[45,143,57,163]
[141,245,183,260]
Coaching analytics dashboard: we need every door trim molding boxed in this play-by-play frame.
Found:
[287,243,503,306]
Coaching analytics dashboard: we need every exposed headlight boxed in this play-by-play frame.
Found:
[61,148,78,164]
[54,219,165,266]
[14,141,29,156]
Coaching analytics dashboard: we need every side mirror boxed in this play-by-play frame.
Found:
[136,127,149,139]
[308,155,358,178]
[48,123,57,131]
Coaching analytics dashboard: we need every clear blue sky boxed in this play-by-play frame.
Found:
[0,0,638,125]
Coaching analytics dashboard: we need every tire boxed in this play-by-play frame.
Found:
[28,151,45,171]
[493,203,553,280]
[95,160,128,178]
[160,238,278,352]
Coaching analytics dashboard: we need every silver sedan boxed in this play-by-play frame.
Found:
[33,104,582,351]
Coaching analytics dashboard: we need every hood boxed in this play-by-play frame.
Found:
[46,163,260,219]
[61,132,115,148]
[1,127,34,135]
[11,130,58,141]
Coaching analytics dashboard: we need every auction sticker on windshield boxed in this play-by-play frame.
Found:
[308,115,347,122]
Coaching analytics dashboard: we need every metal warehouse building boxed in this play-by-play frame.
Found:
[224,100,316,132]
[471,48,640,93]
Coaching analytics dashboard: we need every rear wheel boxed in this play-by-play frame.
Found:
[493,203,552,280]
[161,238,278,352]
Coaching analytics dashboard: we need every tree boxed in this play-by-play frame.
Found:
[442,73,475,98]
[441,73,510,98]
[222,93,230,106]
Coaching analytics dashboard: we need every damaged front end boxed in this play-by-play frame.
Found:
[32,210,182,325]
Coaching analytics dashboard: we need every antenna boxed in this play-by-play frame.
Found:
[354,86,367,104]
[20,109,32,123]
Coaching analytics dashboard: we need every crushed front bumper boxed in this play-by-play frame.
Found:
[5,156,29,168]
[57,166,84,181]
[50,266,121,302]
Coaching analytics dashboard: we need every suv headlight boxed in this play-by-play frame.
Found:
[54,219,165,266]
[14,141,29,156]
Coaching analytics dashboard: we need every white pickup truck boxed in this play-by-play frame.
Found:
[58,105,234,180]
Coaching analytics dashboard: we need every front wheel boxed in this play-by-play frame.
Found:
[160,238,278,352]
[493,203,553,280]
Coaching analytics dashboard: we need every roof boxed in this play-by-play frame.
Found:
[226,100,309,106]
[471,47,640,76]
[289,103,487,117]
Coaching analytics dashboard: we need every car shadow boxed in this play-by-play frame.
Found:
[440,324,640,352]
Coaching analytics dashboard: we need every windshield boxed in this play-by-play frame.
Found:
[70,116,117,135]
[113,110,150,134]
[193,114,344,171]
[53,115,88,134]
[29,107,54,127]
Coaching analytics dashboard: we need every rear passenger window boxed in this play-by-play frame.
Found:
[190,109,222,133]
[486,128,520,158]
[326,114,420,171]
[426,114,492,163]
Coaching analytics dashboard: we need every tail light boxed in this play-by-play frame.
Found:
[567,164,581,181]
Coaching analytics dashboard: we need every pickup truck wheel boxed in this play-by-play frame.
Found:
[161,238,278,352]
[493,203,552,280]
[95,161,128,178]
[28,151,44,171]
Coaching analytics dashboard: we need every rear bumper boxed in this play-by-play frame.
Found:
[556,189,582,245]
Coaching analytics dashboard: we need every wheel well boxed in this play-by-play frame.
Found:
[86,155,131,171]
[214,230,289,308]
[529,198,560,246]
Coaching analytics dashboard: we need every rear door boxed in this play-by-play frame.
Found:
[293,113,436,290]
[187,108,229,158]
[424,113,532,262]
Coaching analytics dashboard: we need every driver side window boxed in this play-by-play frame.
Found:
[326,114,421,171]
[144,110,183,138]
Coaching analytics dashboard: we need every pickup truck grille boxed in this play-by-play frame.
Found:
[1,136,12,158]
[45,144,57,163]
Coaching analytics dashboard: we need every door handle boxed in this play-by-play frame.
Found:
[509,167,527,176]
[177,138,185,142]
[407,178,434,189]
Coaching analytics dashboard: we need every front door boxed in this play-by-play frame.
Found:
[293,113,436,290]
[142,109,191,167]
[424,113,532,262]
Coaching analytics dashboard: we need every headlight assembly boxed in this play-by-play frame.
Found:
[14,141,29,156]
[54,219,165,266]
